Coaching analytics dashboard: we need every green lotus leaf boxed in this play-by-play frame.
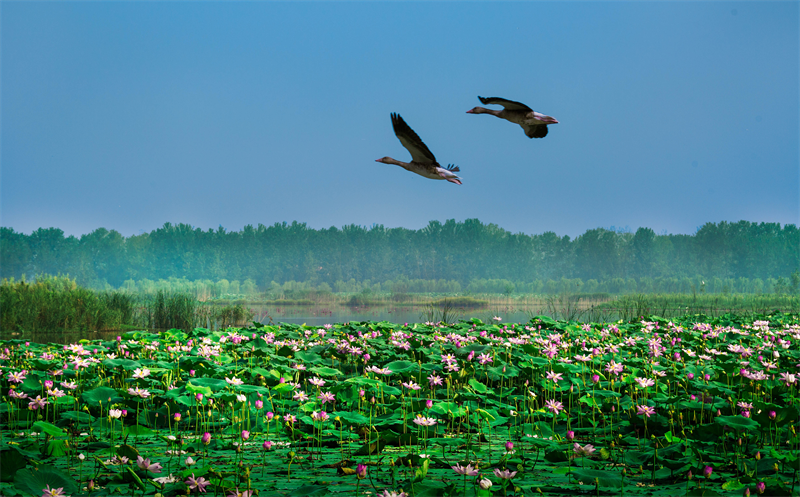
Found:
[14,466,78,497]
[82,386,123,407]
[571,467,623,488]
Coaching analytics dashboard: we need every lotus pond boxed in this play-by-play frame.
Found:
[1,313,799,497]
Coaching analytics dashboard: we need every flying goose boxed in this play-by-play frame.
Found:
[376,113,462,185]
[467,96,558,138]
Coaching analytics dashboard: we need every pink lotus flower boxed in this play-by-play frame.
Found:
[41,485,67,497]
[186,473,210,493]
[413,415,437,426]
[545,399,564,415]
[546,371,563,383]
[227,489,253,497]
[452,463,479,476]
[493,468,517,479]
[573,443,596,457]
[637,405,656,418]
[136,455,163,474]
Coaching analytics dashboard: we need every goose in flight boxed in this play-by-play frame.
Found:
[467,96,558,138]
[376,113,462,185]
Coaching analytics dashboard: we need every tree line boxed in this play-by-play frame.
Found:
[1,219,797,292]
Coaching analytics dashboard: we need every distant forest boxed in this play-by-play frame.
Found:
[1,219,798,294]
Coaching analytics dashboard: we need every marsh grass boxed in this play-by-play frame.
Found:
[0,275,131,332]
[601,293,800,321]
[212,303,256,329]
[420,297,461,323]
[1,277,254,334]
[141,289,198,331]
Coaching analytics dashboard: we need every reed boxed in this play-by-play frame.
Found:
[0,275,129,332]
[141,290,199,331]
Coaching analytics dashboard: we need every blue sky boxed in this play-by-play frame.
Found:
[2,1,798,238]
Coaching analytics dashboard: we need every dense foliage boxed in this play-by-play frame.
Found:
[1,313,799,496]
[2,220,798,291]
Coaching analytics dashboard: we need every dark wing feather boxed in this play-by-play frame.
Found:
[445,164,460,172]
[524,124,549,139]
[478,96,533,112]
[391,113,436,164]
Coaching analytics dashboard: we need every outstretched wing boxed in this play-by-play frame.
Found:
[478,96,533,112]
[524,124,549,139]
[391,113,436,164]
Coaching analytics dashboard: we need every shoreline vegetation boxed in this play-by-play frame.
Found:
[1,275,798,335]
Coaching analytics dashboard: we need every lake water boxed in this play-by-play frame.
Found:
[252,303,539,327]
[0,303,547,344]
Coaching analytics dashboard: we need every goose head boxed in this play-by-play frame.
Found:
[466,107,488,114]
[534,112,559,124]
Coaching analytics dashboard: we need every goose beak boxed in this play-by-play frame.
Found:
[466,109,475,114]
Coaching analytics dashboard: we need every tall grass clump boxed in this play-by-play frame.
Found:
[142,289,199,331]
[212,303,256,329]
[0,275,128,332]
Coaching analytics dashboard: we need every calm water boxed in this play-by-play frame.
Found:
[254,303,537,327]
[0,304,542,344]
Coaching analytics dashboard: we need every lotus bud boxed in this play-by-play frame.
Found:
[266,411,274,420]
[479,478,492,489]
[505,441,514,451]
[255,400,263,410]
[202,432,211,445]
[263,440,273,450]
[756,482,765,494]
[566,430,575,441]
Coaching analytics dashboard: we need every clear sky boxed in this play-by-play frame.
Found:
[2,1,798,238]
